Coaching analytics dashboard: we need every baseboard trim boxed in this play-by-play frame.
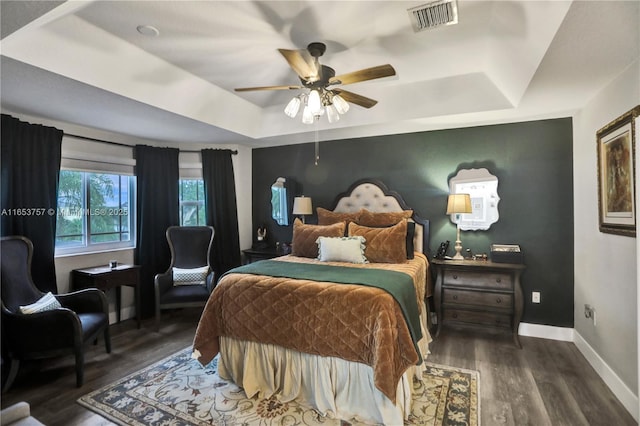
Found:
[518,322,575,341]
[517,323,637,421]
[573,331,638,422]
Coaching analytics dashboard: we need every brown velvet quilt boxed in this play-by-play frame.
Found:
[192,253,429,402]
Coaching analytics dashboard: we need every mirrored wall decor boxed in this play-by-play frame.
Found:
[449,168,500,230]
[271,177,289,225]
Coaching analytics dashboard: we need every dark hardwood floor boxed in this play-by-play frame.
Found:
[1,311,635,426]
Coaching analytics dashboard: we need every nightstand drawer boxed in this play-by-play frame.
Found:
[443,270,512,290]
[444,309,511,329]
[443,288,513,309]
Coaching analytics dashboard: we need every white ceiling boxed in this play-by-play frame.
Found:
[1,1,638,147]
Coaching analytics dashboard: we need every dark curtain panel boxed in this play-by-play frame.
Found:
[135,145,179,318]
[1,114,62,293]
[201,149,241,277]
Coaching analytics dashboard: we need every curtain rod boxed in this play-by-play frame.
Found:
[64,133,238,155]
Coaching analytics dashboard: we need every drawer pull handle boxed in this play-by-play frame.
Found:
[452,274,458,279]
[496,298,502,304]
[452,295,458,300]
[452,313,458,319]
[496,278,502,283]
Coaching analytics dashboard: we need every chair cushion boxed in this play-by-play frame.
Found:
[18,292,62,314]
[78,312,109,341]
[160,285,210,304]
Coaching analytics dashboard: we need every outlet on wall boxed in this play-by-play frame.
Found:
[584,304,596,326]
[532,291,540,303]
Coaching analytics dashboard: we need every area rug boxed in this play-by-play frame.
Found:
[78,347,479,426]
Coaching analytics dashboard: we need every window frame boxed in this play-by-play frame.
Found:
[179,179,206,227]
[55,169,137,257]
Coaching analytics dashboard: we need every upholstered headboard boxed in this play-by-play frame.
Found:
[329,179,431,256]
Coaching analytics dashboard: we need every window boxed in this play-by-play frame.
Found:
[56,170,136,255]
[179,179,206,226]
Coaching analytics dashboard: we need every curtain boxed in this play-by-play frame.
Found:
[1,114,62,293]
[135,145,179,318]
[201,149,241,277]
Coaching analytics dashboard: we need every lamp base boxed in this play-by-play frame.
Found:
[452,224,464,260]
[452,239,464,260]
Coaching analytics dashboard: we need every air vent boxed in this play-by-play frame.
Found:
[408,0,458,32]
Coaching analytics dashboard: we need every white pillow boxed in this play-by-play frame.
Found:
[172,266,209,286]
[316,236,368,264]
[19,292,62,314]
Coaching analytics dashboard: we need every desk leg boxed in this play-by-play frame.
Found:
[116,286,122,323]
[135,280,141,329]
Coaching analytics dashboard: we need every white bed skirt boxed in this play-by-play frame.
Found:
[218,303,432,425]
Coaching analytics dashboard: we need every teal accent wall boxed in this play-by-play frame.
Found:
[252,118,574,327]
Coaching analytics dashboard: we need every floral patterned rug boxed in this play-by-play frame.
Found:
[78,347,479,426]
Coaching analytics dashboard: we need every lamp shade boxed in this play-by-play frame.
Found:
[293,196,313,215]
[446,193,472,214]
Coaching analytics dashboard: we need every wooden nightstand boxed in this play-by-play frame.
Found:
[432,258,526,348]
[72,264,141,328]
[242,247,280,264]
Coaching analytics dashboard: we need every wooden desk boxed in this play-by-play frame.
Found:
[432,258,526,348]
[72,264,141,328]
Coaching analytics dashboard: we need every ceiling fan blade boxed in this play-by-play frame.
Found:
[329,64,396,86]
[235,85,303,92]
[332,89,378,109]
[278,48,320,82]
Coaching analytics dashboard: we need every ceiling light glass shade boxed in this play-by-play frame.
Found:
[307,90,322,115]
[284,96,301,118]
[302,106,314,124]
[326,104,340,123]
[332,94,350,114]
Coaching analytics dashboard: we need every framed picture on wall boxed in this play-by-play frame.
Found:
[596,105,639,237]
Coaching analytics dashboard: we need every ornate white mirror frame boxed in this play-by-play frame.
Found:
[271,177,290,226]
[449,168,500,230]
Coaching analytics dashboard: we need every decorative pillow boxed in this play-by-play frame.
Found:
[317,207,363,227]
[348,220,408,263]
[19,292,62,314]
[357,209,413,227]
[316,236,368,264]
[291,219,346,258]
[173,265,209,286]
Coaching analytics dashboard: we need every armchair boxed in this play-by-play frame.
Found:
[0,236,111,391]
[154,226,215,330]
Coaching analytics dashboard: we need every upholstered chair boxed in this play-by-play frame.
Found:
[0,236,111,391]
[154,226,215,330]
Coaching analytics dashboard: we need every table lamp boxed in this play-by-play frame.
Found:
[446,193,472,260]
[293,196,313,223]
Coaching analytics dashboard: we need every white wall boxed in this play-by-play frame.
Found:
[573,58,639,410]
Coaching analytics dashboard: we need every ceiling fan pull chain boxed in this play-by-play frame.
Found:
[314,122,320,166]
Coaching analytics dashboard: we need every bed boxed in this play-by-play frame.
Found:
[192,179,432,425]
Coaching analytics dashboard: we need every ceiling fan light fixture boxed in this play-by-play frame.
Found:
[326,105,340,123]
[284,96,301,118]
[308,90,322,115]
[302,106,315,124]
[332,94,350,114]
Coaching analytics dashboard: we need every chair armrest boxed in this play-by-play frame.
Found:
[1,402,31,425]
[206,271,216,292]
[56,288,108,315]
[155,272,173,295]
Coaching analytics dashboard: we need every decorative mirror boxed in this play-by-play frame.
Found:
[271,177,290,226]
[449,168,500,230]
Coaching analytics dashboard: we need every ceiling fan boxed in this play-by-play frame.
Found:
[234,42,396,123]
